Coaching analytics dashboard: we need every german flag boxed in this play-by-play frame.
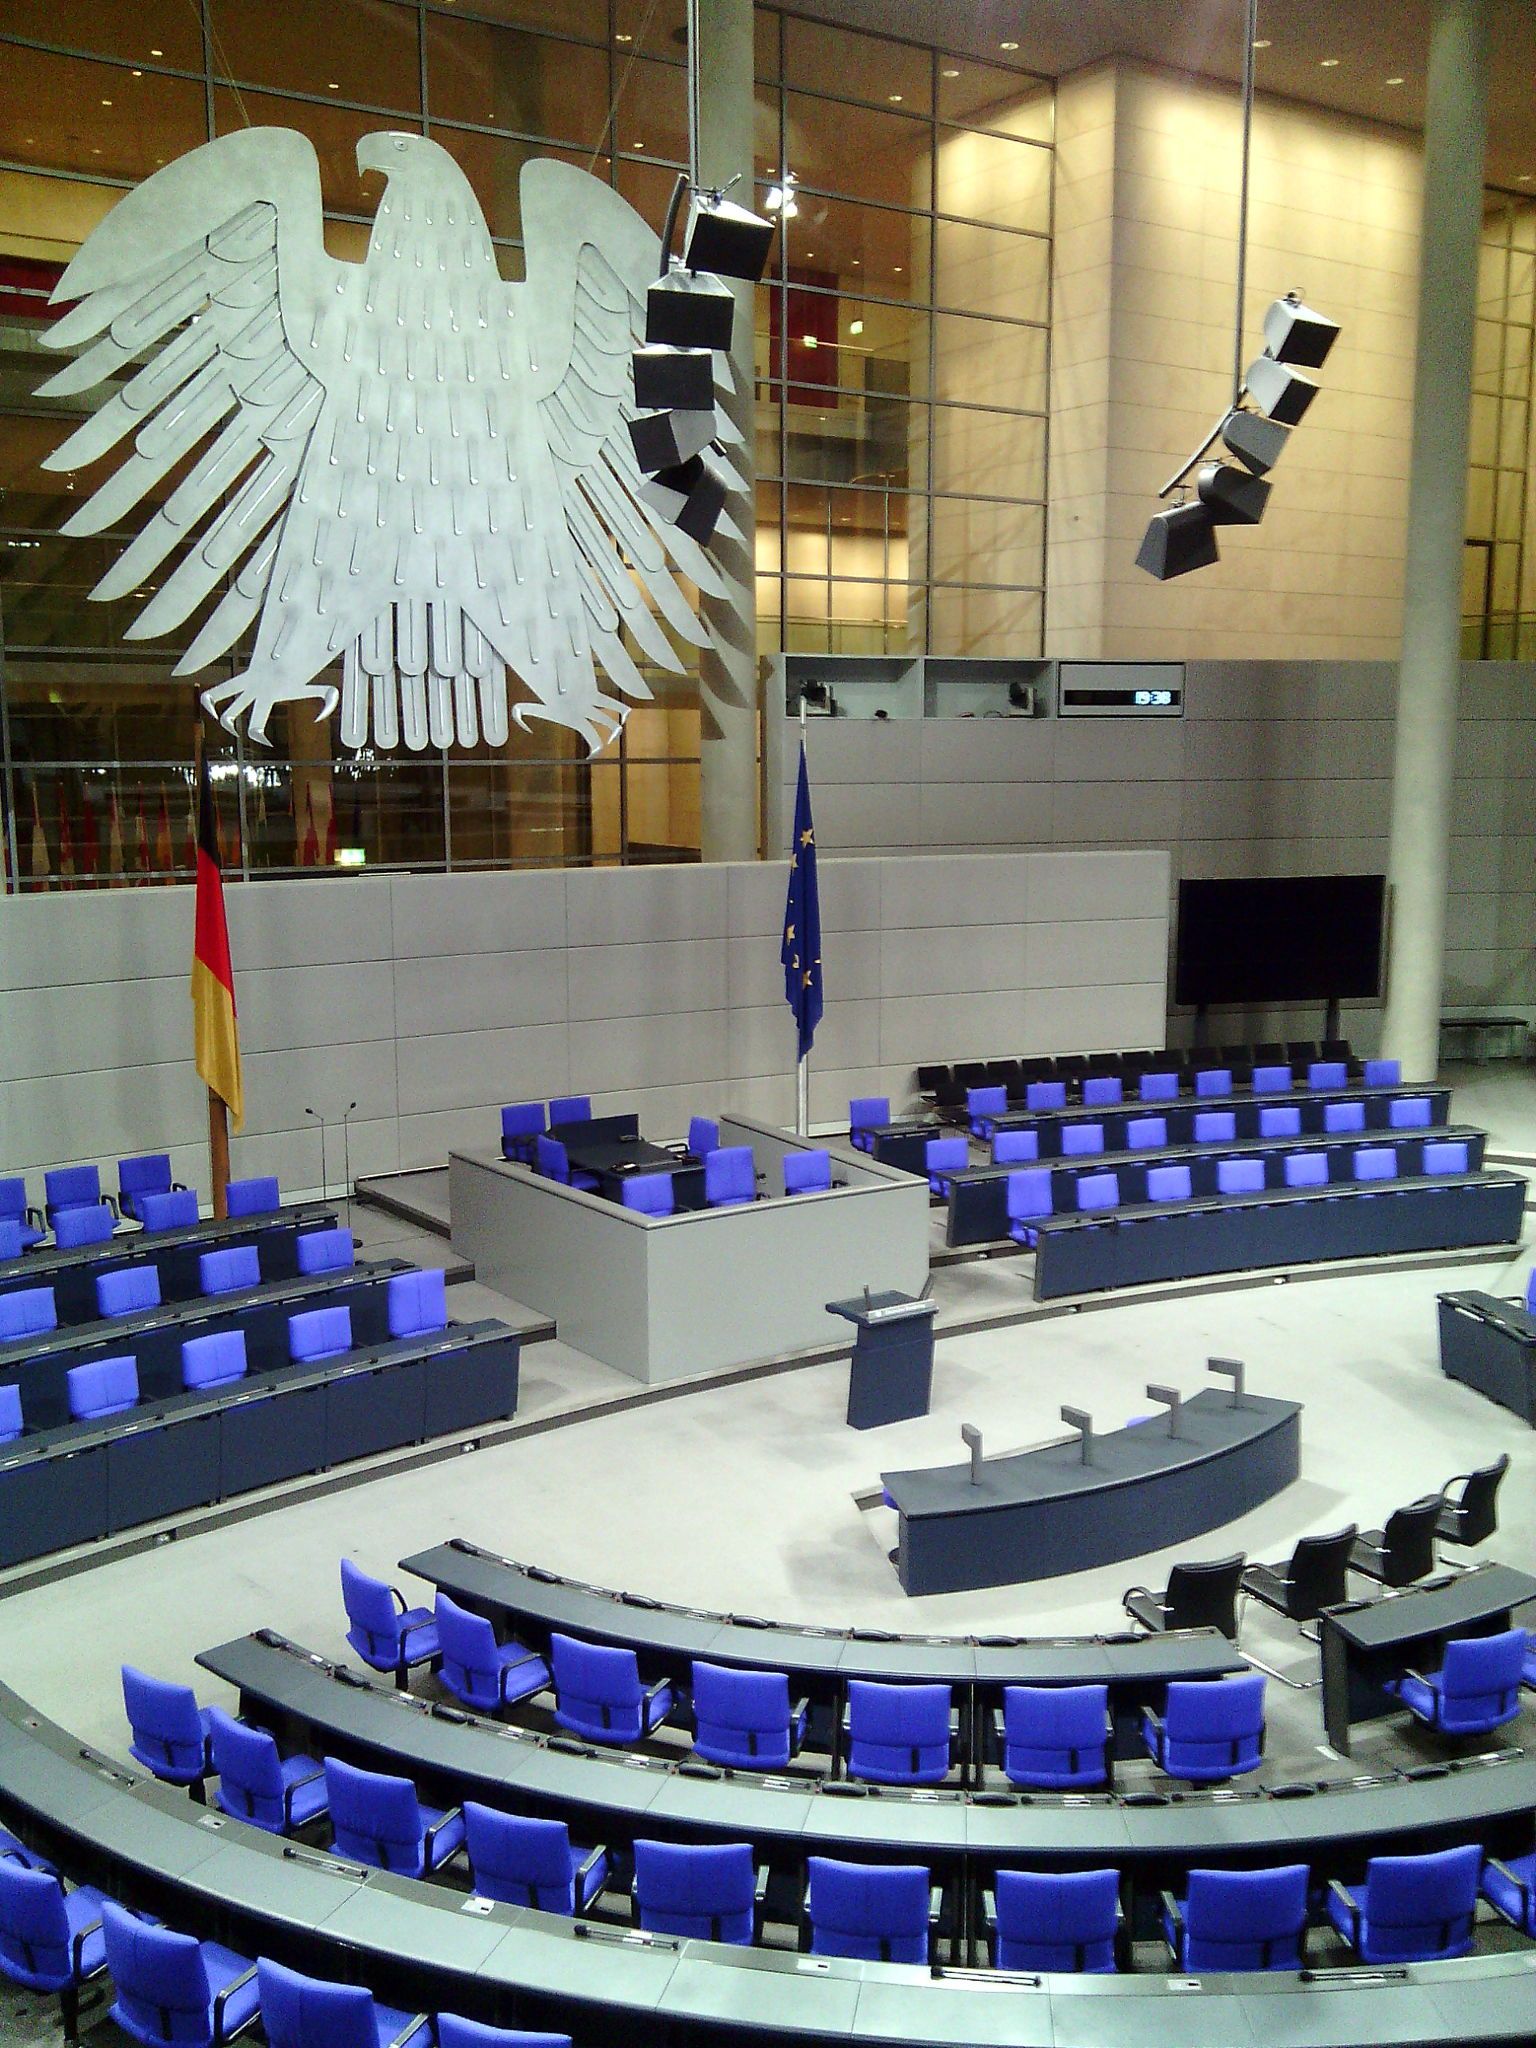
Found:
[191,757,243,1132]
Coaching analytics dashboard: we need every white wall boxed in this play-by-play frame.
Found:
[0,851,1169,1196]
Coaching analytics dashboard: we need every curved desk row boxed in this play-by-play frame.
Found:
[0,1201,338,1323]
[1032,1172,1526,1301]
[2,1683,1535,2046]
[988,1084,1455,1158]
[1438,1292,1536,1424]
[0,1260,412,1428]
[0,1321,524,1568]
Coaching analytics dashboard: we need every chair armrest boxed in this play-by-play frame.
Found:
[1485,1856,1531,1922]
[70,1917,104,1976]
[928,1883,943,1930]
[212,1963,259,2043]
[1351,1533,1387,1559]
[398,1614,436,1648]
[754,1860,770,1934]
[172,1181,188,1192]
[576,1841,608,1911]
[643,1678,672,1719]
[1121,1584,1154,1609]
[26,1206,43,1229]
[282,1769,327,1824]
[1142,1706,1164,1739]
[790,1697,811,1754]
[387,2018,430,2048]
[1160,1891,1184,1955]
[1327,1877,1359,1938]
[423,1807,463,1862]
[390,1584,410,1613]
[104,1195,121,1220]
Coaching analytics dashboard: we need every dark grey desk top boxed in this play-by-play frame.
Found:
[883,1390,1299,1521]
[826,1291,936,1329]
[1440,1291,1536,1340]
[0,1201,336,1288]
[1034,1169,1522,1238]
[956,1122,1487,1192]
[1322,1564,1536,1652]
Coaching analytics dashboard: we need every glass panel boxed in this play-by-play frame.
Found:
[930,404,1046,500]
[1508,248,1534,325]
[766,286,927,397]
[0,166,123,271]
[614,155,684,230]
[936,129,1050,234]
[753,6,781,82]
[1491,540,1522,610]
[927,583,1042,656]
[2,654,218,763]
[432,0,605,36]
[12,759,230,885]
[1468,392,1499,468]
[624,758,699,859]
[447,761,596,866]
[782,394,923,488]
[935,216,1049,323]
[784,21,932,117]
[755,577,783,655]
[1499,396,1528,463]
[0,47,206,184]
[1477,239,1507,314]
[0,1,203,68]
[613,0,687,62]
[1472,317,1503,395]
[1503,323,1533,399]
[588,758,621,860]
[827,575,915,653]
[208,0,421,111]
[429,125,593,241]
[783,92,930,210]
[212,90,391,215]
[246,758,446,871]
[937,56,1052,141]
[1495,468,1526,541]
[928,497,1044,587]
[625,704,700,757]
[1465,467,1494,541]
[611,56,689,167]
[933,312,1047,413]
[426,15,609,146]
[777,190,925,304]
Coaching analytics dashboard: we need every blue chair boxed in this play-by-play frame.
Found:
[0,1220,20,1262]
[551,1633,673,1744]
[1194,1068,1232,1097]
[1025,1080,1067,1112]
[705,1147,756,1207]
[1326,1844,1481,1962]
[1309,1060,1348,1090]
[1163,1864,1309,1971]
[1259,1104,1302,1138]
[1385,1627,1525,1736]
[1146,1163,1192,1203]
[500,1103,545,1162]
[925,1136,968,1197]
[849,1098,888,1152]
[1283,1151,1330,1188]
[845,1679,952,1785]
[434,1593,549,1713]
[1125,1116,1167,1150]
[1193,1109,1236,1144]
[1076,1171,1119,1213]
[1139,1071,1179,1102]
[1142,1674,1266,1783]
[139,1188,199,1232]
[54,1205,116,1249]
[437,2025,571,2048]
[1324,1099,1366,1133]
[225,1176,280,1217]
[44,1165,108,1226]
[1061,1122,1104,1158]
[0,1385,22,1443]
[255,1958,430,2048]
[0,1858,109,2043]
[1251,1064,1292,1093]
[387,1268,448,1338]
[783,1150,832,1195]
[121,1665,213,1791]
[182,1329,248,1391]
[548,1095,592,1127]
[1388,1095,1432,1128]
[117,1154,177,1221]
[295,1226,355,1275]
[805,1857,936,1964]
[462,1803,608,1915]
[0,1177,43,1251]
[95,1265,161,1318]
[67,1354,138,1421]
[622,1172,675,1215]
[692,1659,808,1769]
[534,1135,599,1192]
[1364,1057,1402,1086]
[1352,1145,1396,1182]
[101,1903,259,2048]
[996,1683,1110,1789]
[323,1755,464,1877]
[988,1867,1118,1972]
[1423,1140,1469,1174]
[340,1557,439,1688]
[208,1707,327,1835]
[1482,1848,1536,1937]
[1216,1157,1265,1196]
[967,1085,1007,1137]
[0,1286,56,1341]
[632,1839,763,1944]
[289,1305,352,1363]
[1007,1167,1053,1247]
[199,1244,260,1296]
[1082,1075,1123,1108]
[993,1128,1039,1165]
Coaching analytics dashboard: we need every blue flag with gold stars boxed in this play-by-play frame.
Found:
[781,740,823,1061]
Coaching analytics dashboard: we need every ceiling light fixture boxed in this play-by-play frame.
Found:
[1252,38,1270,48]
[1000,40,1019,51]
[1319,57,1340,67]
[941,67,960,78]
[327,81,340,90]
[149,46,162,55]
[1385,75,1405,85]
[616,31,632,40]
[888,93,903,102]
[849,319,864,335]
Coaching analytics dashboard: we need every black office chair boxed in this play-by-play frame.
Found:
[915,1065,950,1101]
[1434,1453,1510,1562]
[1240,1526,1357,1685]
[1348,1497,1441,1593]
[1122,1554,1246,1642]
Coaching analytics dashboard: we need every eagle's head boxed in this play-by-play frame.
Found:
[356,131,464,183]
[356,131,491,248]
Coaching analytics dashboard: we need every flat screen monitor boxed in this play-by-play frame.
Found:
[1175,874,1386,1006]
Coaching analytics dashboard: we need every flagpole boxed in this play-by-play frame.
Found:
[794,697,809,1135]
[194,725,233,1221]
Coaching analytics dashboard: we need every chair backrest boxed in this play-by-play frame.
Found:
[436,1593,508,1711]
[1435,1628,1527,1719]
[0,1286,56,1342]
[500,1103,544,1145]
[1363,1057,1401,1086]
[807,1857,931,1964]
[692,1660,794,1767]
[925,1136,968,1176]
[296,1226,355,1275]
[1001,1683,1108,1781]
[1358,1845,1481,1959]
[45,1165,101,1214]
[1216,1157,1264,1196]
[208,1705,287,1822]
[1258,1104,1302,1138]
[182,1329,248,1391]
[257,1957,390,2048]
[1309,1060,1348,1089]
[551,1632,643,1728]
[1352,1145,1397,1182]
[849,1097,889,1132]
[1444,1453,1509,1545]
[1006,1167,1054,1224]
[992,1129,1039,1165]
[102,1901,216,2041]
[688,1116,720,1157]
[1163,1554,1245,1636]
[0,1220,19,1262]
[1280,1524,1358,1619]
[67,1353,138,1420]
[0,1860,73,1990]
[993,1867,1118,1972]
[534,1134,570,1183]
[139,1188,200,1232]
[0,1384,22,1442]
[225,1175,280,1217]
[783,1150,831,1196]
[1146,1163,1192,1204]
[1388,1095,1432,1128]
[289,1305,353,1363]
[1025,1080,1067,1112]
[1422,1139,1469,1175]
[622,1173,676,1215]
[967,1085,1007,1118]
[1139,1071,1179,1102]
[340,1558,407,1659]
[95,1264,162,1318]
[1194,1068,1232,1097]
[1163,1673,1266,1767]
[633,1838,757,1943]
[1193,1110,1236,1144]
[437,2022,572,2048]
[1082,1075,1123,1107]
[464,1801,579,1911]
[324,1755,427,1873]
[548,1095,591,1126]
[1061,1122,1104,1157]
[118,1154,173,1209]
[121,1665,207,1778]
[1323,1099,1366,1133]
[1283,1150,1330,1188]
[1379,1497,1440,1583]
[1125,1116,1167,1151]
[387,1267,449,1339]
[1182,1864,1308,1971]
[846,1679,951,1782]
[1251,1064,1292,1093]
[704,1147,756,1205]
[198,1244,260,1296]
[54,1204,115,1249]
[1075,1171,1119,1213]
[0,1178,28,1225]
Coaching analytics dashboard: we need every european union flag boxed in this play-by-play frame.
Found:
[781,740,823,1062]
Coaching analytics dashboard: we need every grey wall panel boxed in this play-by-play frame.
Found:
[567,938,728,1023]
[1028,916,1166,989]
[726,928,881,1010]
[1051,781,1183,845]
[565,864,727,947]
[226,877,394,972]
[918,718,1056,783]
[880,856,1021,932]
[237,962,398,1056]
[879,922,1031,997]
[396,1025,571,1116]
[816,859,883,934]
[0,888,190,992]
[567,1011,731,1092]
[919,782,1055,846]
[390,871,569,958]
[1029,850,1170,922]
[393,951,567,1039]
[0,978,189,1084]
[1023,981,1166,1054]
[881,991,1037,1065]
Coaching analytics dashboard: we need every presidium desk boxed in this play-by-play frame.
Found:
[882,1385,1301,1595]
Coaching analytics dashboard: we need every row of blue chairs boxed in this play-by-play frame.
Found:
[0,1167,285,1261]
[960,1059,1404,1130]
[619,1149,833,1215]
[981,1093,1439,1166]
[497,1098,595,1161]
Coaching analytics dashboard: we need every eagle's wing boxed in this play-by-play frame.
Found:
[518,159,744,708]
[38,128,336,677]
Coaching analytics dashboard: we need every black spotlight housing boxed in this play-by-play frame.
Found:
[632,344,715,412]
[1197,460,1271,526]
[1135,502,1220,580]
[1221,408,1291,477]
[646,264,735,352]
[641,450,729,544]
[1263,294,1341,369]
[1246,354,1320,426]
[628,407,718,475]
[683,192,777,283]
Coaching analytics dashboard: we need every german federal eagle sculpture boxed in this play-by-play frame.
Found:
[37,130,742,752]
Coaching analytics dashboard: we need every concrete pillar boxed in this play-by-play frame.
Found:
[695,0,760,863]
[1381,0,1489,1078]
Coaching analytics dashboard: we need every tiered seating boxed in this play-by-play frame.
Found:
[917,1040,1371,1115]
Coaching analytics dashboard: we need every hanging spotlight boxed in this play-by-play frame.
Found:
[631,343,715,412]
[646,259,735,351]
[684,189,776,282]
[1135,501,1220,580]
[1221,408,1290,476]
[763,170,799,219]
[1262,291,1341,368]
[641,450,728,544]
[628,406,718,474]
[1197,460,1271,525]
[1245,353,1321,425]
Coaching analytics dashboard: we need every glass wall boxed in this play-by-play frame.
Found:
[1464,191,1536,659]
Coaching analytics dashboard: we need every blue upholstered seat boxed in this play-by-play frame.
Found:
[1363,1057,1401,1086]
[208,1707,328,1835]
[990,1867,1118,1972]
[548,1095,592,1127]
[1258,1104,1301,1138]
[848,1098,888,1152]
[67,1354,138,1421]
[95,1265,161,1318]
[622,1173,675,1215]
[0,1220,20,1262]
[101,1903,259,2048]
[925,1136,969,1197]
[500,1103,545,1162]
[1352,1145,1397,1182]
[139,1188,200,1232]
[1194,1068,1232,1097]
[182,1329,248,1391]
[1125,1116,1167,1150]
[463,1803,608,1915]
[993,1128,1039,1165]
[1483,1847,1536,1936]
[1326,1845,1481,1963]
[54,1205,116,1249]
[632,1839,761,1944]
[44,1165,105,1225]
[705,1147,756,1207]
[1007,1166,1053,1246]
[551,1632,673,1744]
[340,1556,439,1687]
[1251,1064,1292,1093]
[1385,1626,1525,1736]
[289,1305,352,1363]
[1025,1080,1067,1112]
[199,1245,260,1296]
[1139,1071,1179,1102]
[534,1134,599,1191]
[434,1593,549,1713]
[256,1957,430,2048]
[121,1665,213,1788]
[997,1683,1110,1789]
[1075,1171,1119,1212]
[1142,1674,1266,1783]
[687,1115,720,1157]
[1060,1122,1104,1158]
[0,1859,110,2039]
[295,1226,355,1275]
[967,1085,1007,1137]
[1216,1157,1264,1196]
[116,1154,175,1221]
[1388,1095,1432,1128]
[806,1857,935,1964]
[436,2023,571,2048]
[1309,1060,1349,1089]
[1324,1099,1366,1132]
[0,1287,56,1343]
[692,1659,807,1769]
[387,1268,448,1339]
[1145,1163,1191,1203]
[323,1755,464,1877]
[783,1150,831,1195]
[1083,1074,1123,1108]
[0,1178,43,1252]
[1283,1150,1330,1188]
[1164,1864,1309,1971]
[845,1679,952,1785]
[224,1176,279,1217]
[0,1385,22,1443]
[1423,1139,1469,1174]
[1193,1109,1236,1144]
